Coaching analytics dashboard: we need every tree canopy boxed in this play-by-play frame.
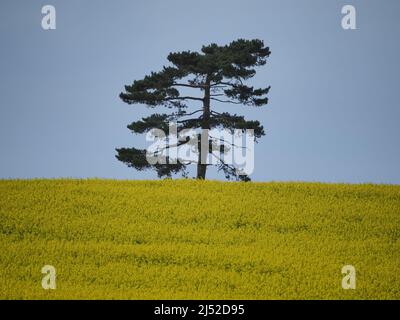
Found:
[116,39,271,180]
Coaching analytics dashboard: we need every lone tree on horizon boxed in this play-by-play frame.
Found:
[116,39,271,181]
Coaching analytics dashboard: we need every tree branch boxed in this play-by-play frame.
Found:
[212,81,236,87]
[209,135,248,150]
[210,97,241,104]
[177,118,202,124]
[210,94,225,97]
[179,109,203,117]
[165,96,204,102]
[172,83,206,89]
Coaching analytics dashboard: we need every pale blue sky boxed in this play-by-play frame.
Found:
[0,0,399,183]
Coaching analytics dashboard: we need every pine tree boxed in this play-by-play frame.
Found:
[116,39,271,181]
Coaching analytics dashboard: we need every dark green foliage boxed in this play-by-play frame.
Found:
[116,39,271,180]
[115,147,186,178]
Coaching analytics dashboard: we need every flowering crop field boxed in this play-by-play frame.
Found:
[0,179,399,299]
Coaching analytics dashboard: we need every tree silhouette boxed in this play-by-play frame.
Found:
[116,39,271,180]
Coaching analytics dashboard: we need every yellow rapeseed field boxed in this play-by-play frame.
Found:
[0,179,399,299]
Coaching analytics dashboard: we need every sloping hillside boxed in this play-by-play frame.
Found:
[0,179,399,299]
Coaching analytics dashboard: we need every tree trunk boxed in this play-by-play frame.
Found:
[196,78,211,179]
[196,157,207,179]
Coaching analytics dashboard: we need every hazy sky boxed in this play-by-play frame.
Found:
[1,0,399,183]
